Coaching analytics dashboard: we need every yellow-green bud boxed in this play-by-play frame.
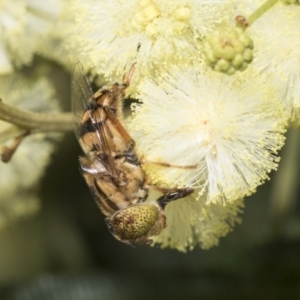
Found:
[232,54,243,68]
[243,49,253,62]
[218,59,230,72]
[202,27,254,75]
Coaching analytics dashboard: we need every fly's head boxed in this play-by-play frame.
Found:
[106,203,165,246]
[106,187,194,246]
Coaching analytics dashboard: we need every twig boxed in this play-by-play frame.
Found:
[0,100,73,133]
[247,0,279,26]
[1,130,30,162]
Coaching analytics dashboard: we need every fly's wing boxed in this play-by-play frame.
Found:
[71,61,95,142]
[71,62,117,177]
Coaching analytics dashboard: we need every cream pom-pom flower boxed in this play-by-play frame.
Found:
[148,189,244,252]
[72,0,230,84]
[233,1,300,123]
[127,66,286,204]
[250,4,300,123]
[36,0,80,70]
[0,73,61,227]
[0,0,63,74]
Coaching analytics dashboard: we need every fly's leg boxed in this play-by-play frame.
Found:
[155,187,194,209]
[122,63,136,87]
[144,180,194,209]
[141,157,197,169]
[1,130,30,163]
[103,106,135,149]
[142,158,196,208]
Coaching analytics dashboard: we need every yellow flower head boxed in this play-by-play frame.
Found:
[72,0,230,84]
[128,66,286,204]
[0,0,63,74]
[233,1,300,123]
[250,4,300,123]
[36,0,85,71]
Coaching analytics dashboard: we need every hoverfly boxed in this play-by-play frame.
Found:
[71,62,193,246]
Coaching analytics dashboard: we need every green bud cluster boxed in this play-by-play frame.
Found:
[203,27,254,75]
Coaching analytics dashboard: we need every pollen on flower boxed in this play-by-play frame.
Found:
[148,189,244,251]
[132,0,160,33]
[127,66,286,204]
[72,0,230,85]
[174,6,191,20]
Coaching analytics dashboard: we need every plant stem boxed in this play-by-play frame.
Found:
[0,100,73,133]
[247,0,279,26]
[0,126,24,144]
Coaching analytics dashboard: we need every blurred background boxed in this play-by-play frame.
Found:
[0,59,300,300]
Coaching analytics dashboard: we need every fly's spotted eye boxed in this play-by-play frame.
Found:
[110,205,159,240]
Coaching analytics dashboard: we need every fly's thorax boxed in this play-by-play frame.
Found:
[107,203,166,245]
[115,157,144,181]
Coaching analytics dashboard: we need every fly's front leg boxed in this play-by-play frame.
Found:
[122,63,136,88]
